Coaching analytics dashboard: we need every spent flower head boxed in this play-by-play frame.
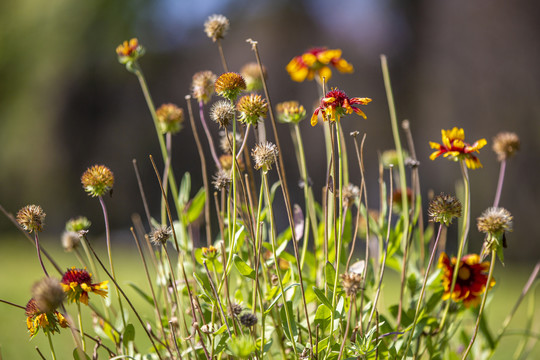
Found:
[150,225,172,246]
[213,169,232,191]
[438,252,495,307]
[156,103,184,134]
[276,101,306,124]
[286,47,354,82]
[311,87,371,126]
[492,131,520,162]
[252,141,278,171]
[210,100,236,128]
[204,14,230,42]
[192,71,217,104]
[81,165,114,197]
[428,193,462,226]
[429,127,487,169]
[240,62,266,91]
[32,277,65,314]
[340,272,363,297]
[25,298,68,337]
[477,207,513,261]
[61,267,108,305]
[237,94,267,126]
[61,231,81,252]
[342,183,360,208]
[239,312,258,327]
[17,205,45,233]
[215,72,246,102]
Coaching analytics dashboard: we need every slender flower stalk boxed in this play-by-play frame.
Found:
[47,332,57,360]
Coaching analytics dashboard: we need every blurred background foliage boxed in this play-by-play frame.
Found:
[1,0,539,264]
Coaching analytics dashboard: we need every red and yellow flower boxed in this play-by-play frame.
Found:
[116,38,145,65]
[25,298,68,337]
[429,127,487,169]
[61,267,108,305]
[286,48,353,82]
[438,252,495,307]
[311,88,371,126]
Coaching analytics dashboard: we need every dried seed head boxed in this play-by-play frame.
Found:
[237,94,267,126]
[251,141,278,171]
[240,62,266,91]
[219,131,241,154]
[62,231,81,252]
[192,71,217,104]
[65,216,91,232]
[81,165,114,197]
[492,132,520,161]
[477,207,513,236]
[156,103,184,134]
[215,72,246,101]
[276,101,306,124]
[340,272,363,297]
[212,169,231,191]
[16,205,46,233]
[210,100,235,128]
[428,193,462,227]
[342,183,360,208]
[150,225,172,246]
[32,277,65,313]
[239,312,258,327]
[204,14,230,42]
[229,303,243,317]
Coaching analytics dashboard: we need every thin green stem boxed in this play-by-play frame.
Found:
[461,250,496,360]
[439,160,470,330]
[47,332,57,360]
[77,302,86,352]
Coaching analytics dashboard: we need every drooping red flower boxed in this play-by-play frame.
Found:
[311,88,371,126]
[25,298,68,337]
[438,252,495,307]
[61,267,108,305]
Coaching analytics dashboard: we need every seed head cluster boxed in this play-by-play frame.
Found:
[477,207,513,236]
[212,169,231,191]
[214,72,246,101]
[150,225,172,246]
[81,165,114,197]
[204,14,230,42]
[239,312,258,327]
[156,103,184,134]
[428,193,462,227]
[237,94,268,125]
[340,272,363,297]
[492,132,520,162]
[192,71,217,104]
[16,205,46,233]
[251,142,278,171]
[342,183,360,208]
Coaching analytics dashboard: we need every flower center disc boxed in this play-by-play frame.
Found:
[458,266,471,281]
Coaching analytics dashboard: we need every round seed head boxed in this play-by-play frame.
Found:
[214,72,246,101]
[212,169,231,191]
[192,71,217,104]
[210,100,235,128]
[340,272,363,297]
[492,132,520,161]
[229,303,243,317]
[240,62,266,92]
[81,165,114,197]
[16,205,46,233]
[239,312,258,327]
[32,277,65,313]
[237,94,267,126]
[204,14,230,42]
[251,141,278,171]
[342,183,360,208]
[477,207,513,235]
[428,193,462,226]
[156,103,184,134]
[150,225,172,246]
[62,231,81,252]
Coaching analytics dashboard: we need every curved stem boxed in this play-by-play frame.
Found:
[236,124,251,160]
[461,250,496,360]
[198,100,222,169]
[493,160,506,207]
[33,232,49,277]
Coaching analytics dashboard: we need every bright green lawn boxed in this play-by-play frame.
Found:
[0,234,538,359]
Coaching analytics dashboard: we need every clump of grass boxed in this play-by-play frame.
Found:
[0,13,538,360]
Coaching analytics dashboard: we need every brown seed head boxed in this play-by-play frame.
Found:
[229,303,243,317]
[212,169,232,191]
[17,205,46,233]
[210,100,236,128]
[81,165,114,197]
[215,72,246,101]
[237,94,267,125]
[342,183,360,208]
[204,14,230,42]
[156,103,184,134]
[240,62,266,91]
[340,272,363,297]
[192,71,217,104]
[492,132,520,161]
[276,101,306,124]
[32,277,66,313]
[62,231,81,252]
[251,141,278,171]
[477,207,513,235]
[150,225,172,246]
[428,193,462,226]
[239,312,258,327]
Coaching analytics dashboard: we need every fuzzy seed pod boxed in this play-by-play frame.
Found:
[17,205,46,233]
[237,94,268,126]
[204,14,230,42]
[340,272,363,297]
[32,277,65,313]
[239,312,258,327]
[214,72,246,101]
[251,141,278,171]
[192,71,217,104]
[150,225,172,246]
[428,193,462,227]
[210,100,235,128]
[492,132,520,161]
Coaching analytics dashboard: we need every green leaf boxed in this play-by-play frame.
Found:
[126,282,153,306]
[264,283,300,315]
[122,323,135,346]
[193,272,214,301]
[73,348,91,360]
[325,261,336,288]
[178,172,191,207]
[233,254,256,280]
[186,187,205,224]
[312,286,333,309]
[314,304,332,331]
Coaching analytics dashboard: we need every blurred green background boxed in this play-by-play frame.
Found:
[0,0,539,357]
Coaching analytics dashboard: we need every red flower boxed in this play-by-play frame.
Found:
[286,48,353,82]
[311,88,371,126]
[429,127,487,169]
[61,267,108,305]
